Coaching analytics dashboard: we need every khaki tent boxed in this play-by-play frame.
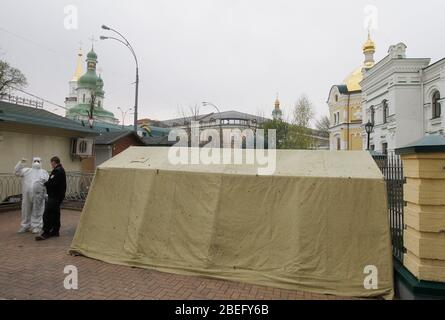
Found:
[70,147,394,299]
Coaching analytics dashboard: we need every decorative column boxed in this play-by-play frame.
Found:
[396,135,445,283]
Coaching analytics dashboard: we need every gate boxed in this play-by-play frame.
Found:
[372,153,405,263]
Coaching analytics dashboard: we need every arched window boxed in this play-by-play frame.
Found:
[333,113,337,125]
[370,106,375,125]
[82,94,86,103]
[97,100,101,108]
[432,91,441,119]
[336,137,341,150]
[383,100,389,124]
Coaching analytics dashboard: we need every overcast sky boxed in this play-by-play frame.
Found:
[1,0,444,125]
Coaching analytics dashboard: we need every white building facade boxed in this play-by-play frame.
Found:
[361,43,444,154]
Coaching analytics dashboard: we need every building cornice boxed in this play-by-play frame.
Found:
[362,58,431,88]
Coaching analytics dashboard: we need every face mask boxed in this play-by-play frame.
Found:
[32,162,41,170]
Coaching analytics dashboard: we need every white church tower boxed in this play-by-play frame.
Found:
[65,47,84,110]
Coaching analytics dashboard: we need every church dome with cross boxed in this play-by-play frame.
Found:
[78,48,101,89]
[343,31,376,92]
[65,44,118,125]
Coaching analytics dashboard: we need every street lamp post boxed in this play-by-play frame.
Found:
[365,121,374,151]
[118,107,132,129]
[202,102,223,148]
[100,25,139,134]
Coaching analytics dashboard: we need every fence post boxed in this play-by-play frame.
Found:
[396,135,445,284]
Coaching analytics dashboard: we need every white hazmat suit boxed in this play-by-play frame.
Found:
[14,157,49,234]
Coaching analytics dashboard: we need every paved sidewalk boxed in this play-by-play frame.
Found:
[0,210,354,300]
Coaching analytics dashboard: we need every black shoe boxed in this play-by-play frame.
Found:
[35,233,51,241]
[50,232,60,237]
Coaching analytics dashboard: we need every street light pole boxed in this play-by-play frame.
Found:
[367,131,371,151]
[118,107,132,129]
[202,102,223,148]
[100,25,139,134]
[135,67,139,133]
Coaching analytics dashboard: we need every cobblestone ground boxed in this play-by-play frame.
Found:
[0,210,355,300]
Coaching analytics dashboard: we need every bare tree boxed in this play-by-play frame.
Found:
[176,104,203,147]
[315,115,331,137]
[177,104,201,125]
[0,60,27,96]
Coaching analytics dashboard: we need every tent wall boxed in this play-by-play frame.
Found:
[71,149,393,299]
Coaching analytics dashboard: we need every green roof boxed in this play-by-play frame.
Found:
[94,130,146,145]
[69,104,115,118]
[396,135,445,155]
[89,120,128,133]
[78,70,100,89]
[0,101,98,135]
[87,48,98,60]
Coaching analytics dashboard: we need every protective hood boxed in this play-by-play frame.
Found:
[32,157,42,170]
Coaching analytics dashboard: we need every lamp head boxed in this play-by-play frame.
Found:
[101,25,110,30]
[99,36,108,40]
[365,121,374,134]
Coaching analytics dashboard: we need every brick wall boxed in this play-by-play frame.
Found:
[112,135,145,157]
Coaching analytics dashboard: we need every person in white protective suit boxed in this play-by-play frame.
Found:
[14,157,49,234]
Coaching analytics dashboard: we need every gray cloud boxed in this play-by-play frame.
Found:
[1,0,444,125]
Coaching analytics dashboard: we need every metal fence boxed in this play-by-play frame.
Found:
[372,153,405,263]
[0,174,21,204]
[64,172,95,202]
[0,172,95,204]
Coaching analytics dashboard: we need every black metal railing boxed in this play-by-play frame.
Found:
[0,174,21,204]
[0,172,95,205]
[372,153,405,262]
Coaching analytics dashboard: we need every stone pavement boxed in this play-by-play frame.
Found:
[0,209,355,300]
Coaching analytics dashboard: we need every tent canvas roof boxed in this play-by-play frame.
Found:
[99,147,383,179]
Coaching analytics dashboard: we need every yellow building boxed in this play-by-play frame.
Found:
[0,100,97,174]
[327,32,376,150]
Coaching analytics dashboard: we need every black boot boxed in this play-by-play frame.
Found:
[35,233,51,241]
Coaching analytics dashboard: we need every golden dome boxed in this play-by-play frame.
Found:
[343,66,363,92]
[363,30,376,54]
[342,31,376,92]
[275,98,280,109]
[274,93,280,109]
